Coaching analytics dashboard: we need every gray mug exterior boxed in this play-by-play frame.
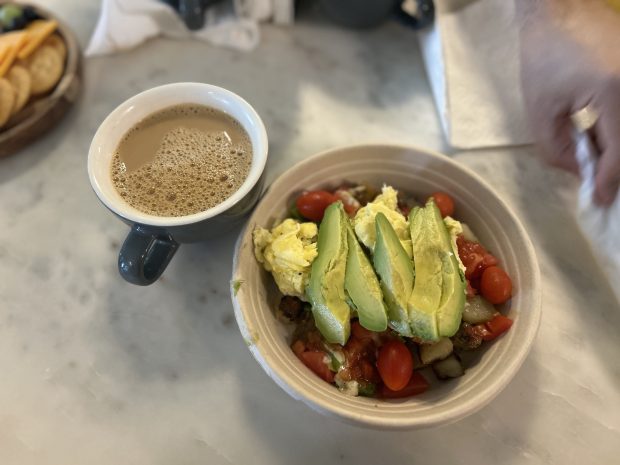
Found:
[117,173,264,285]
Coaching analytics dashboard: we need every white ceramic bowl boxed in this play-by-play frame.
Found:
[231,144,541,429]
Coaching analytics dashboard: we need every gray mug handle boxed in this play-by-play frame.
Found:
[118,225,180,286]
[178,0,205,30]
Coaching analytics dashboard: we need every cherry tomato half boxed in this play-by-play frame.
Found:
[376,340,413,391]
[380,371,429,399]
[484,314,513,340]
[429,192,455,218]
[295,190,338,222]
[480,266,513,304]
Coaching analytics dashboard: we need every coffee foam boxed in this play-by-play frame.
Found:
[111,120,252,217]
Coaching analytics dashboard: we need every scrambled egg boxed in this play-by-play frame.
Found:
[353,185,411,256]
[253,219,318,299]
[443,216,466,276]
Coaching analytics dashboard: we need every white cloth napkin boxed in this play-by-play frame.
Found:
[86,0,267,55]
[575,132,620,304]
[418,0,532,149]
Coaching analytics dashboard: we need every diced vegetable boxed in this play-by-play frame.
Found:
[460,223,479,243]
[419,337,454,365]
[462,295,496,324]
[358,382,377,397]
[299,350,335,383]
[482,314,513,341]
[451,322,484,351]
[380,371,430,398]
[432,354,464,379]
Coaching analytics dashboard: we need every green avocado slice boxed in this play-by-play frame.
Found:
[306,202,351,345]
[430,201,466,337]
[407,200,466,341]
[407,204,442,342]
[345,225,388,332]
[373,213,414,337]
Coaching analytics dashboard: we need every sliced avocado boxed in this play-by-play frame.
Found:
[407,204,442,342]
[407,200,466,341]
[429,201,466,337]
[306,202,351,345]
[345,225,388,332]
[373,213,414,337]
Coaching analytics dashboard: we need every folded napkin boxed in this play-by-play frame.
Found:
[418,0,532,149]
[86,0,273,55]
[575,132,620,305]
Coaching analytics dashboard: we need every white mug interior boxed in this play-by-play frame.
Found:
[88,82,268,227]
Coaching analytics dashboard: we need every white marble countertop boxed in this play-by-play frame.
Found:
[1,2,619,464]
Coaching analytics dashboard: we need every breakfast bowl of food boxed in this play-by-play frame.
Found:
[231,144,541,429]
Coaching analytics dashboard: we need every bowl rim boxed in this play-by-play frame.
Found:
[231,142,542,429]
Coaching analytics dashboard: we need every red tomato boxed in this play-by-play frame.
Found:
[380,371,429,399]
[457,235,499,280]
[484,314,513,340]
[429,192,455,218]
[480,266,513,304]
[295,190,338,222]
[299,350,334,383]
[376,340,413,391]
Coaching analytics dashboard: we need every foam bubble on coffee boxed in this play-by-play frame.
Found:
[111,104,252,217]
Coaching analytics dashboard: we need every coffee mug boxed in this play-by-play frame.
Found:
[88,83,268,285]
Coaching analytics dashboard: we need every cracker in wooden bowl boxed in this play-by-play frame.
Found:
[0,78,16,128]
[21,45,62,96]
[7,65,31,115]
[43,34,66,62]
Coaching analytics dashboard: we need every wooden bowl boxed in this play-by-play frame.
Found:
[0,1,82,157]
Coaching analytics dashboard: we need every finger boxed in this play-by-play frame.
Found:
[594,149,620,206]
[534,110,580,175]
[593,139,620,206]
[593,80,620,206]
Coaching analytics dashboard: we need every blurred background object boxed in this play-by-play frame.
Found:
[86,0,287,55]
[318,0,396,28]
[318,0,434,29]
[160,0,225,30]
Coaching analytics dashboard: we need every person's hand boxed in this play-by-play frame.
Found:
[518,0,620,205]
